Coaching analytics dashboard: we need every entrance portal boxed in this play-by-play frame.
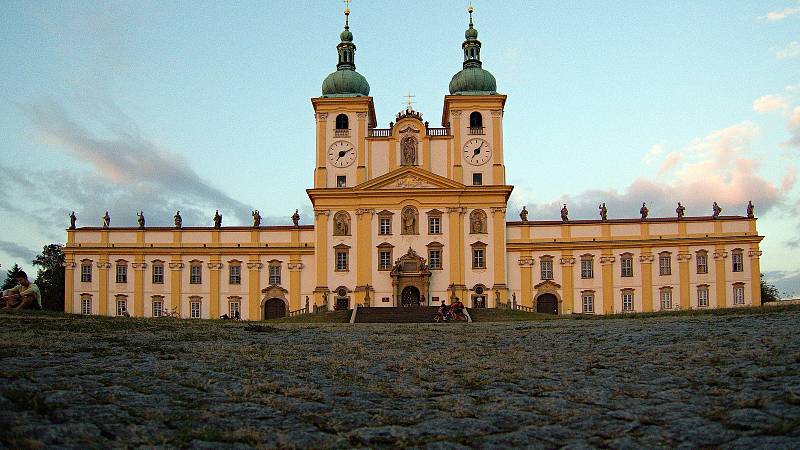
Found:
[536,293,558,315]
[401,286,421,307]
[263,298,286,320]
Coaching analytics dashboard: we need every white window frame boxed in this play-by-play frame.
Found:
[80,263,92,283]
[116,264,127,284]
[428,216,441,234]
[379,217,392,235]
[152,264,164,284]
[81,296,91,315]
[622,291,634,312]
[540,259,553,280]
[269,264,281,285]
[582,294,594,313]
[428,249,442,270]
[116,297,128,316]
[336,251,349,271]
[472,248,486,269]
[659,254,672,276]
[621,257,633,278]
[732,252,744,272]
[152,299,163,317]
[190,301,201,319]
[696,253,708,274]
[190,264,202,284]
[229,264,241,285]
[733,285,745,305]
[697,286,709,307]
[580,258,594,279]
[660,289,672,310]
[229,301,241,319]
[378,251,392,270]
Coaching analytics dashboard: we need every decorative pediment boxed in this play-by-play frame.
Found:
[390,246,430,276]
[354,166,465,191]
[534,280,562,291]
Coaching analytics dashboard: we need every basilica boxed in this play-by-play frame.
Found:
[63,7,763,320]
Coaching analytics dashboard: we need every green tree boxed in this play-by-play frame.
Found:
[760,273,781,302]
[32,244,65,310]
[2,263,25,290]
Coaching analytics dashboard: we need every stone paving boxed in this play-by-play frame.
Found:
[1,310,799,449]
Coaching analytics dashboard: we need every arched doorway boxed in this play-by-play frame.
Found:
[536,293,558,315]
[401,286,421,307]
[263,298,286,320]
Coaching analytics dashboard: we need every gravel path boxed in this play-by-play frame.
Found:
[1,311,799,449]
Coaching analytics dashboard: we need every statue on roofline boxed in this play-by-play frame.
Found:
[676,202,685,219]
[69,211,76,230]
[137,211,145,229]
[519,206,528,222]
[292,209,300,226]
[102,211,110,228]
[712,201,722,219]
[174,210,182,229]
[252,210,261,228]
[213,210,222,228]
[560,204,569,222]
[746,201,754,219]
[599,203,608,221]
[640,202,649,220]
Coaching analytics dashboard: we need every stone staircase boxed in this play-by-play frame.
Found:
[354,306,441,323]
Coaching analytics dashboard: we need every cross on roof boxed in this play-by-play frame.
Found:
[344,0,351,13]
[404,92,416,109]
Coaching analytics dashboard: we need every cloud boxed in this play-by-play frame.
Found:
[510,122,795,221]
[753,94,788,113]
[16,98,253,228]
[642,143,663,164]
[0,241,37,264]
[789,106,800,148]
[764,5,800,21]
[775,41,800,59]
[762,270,800,298]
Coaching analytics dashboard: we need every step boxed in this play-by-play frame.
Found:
[355,306,442,323]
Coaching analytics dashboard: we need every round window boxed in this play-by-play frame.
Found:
[475,286,484,295]
[337,287,348,297]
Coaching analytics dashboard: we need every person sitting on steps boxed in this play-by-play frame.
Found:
[437,300,451,322]
[1,271,42,310]
[451,297,466,321]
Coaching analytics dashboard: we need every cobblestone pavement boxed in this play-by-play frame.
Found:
[1,310,799,449]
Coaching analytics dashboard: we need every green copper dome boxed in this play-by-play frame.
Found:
[321,10,369,97]
[449,7,497,95]
[322,69,370,97]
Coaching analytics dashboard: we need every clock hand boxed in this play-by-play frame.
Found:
[473,148,480,157]
[336,148,353,161]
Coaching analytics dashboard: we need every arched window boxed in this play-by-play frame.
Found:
[335,114,349,130]
[469,111,483,128]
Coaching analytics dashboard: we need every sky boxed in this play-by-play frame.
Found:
[1,1,798,296]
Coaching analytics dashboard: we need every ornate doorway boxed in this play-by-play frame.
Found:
[263,298,286,320]
[536,293,558,315]
[401,286,421,307]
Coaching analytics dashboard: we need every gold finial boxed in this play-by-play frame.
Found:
[468,0,474,14]
[403,91,416,110]
[344,0,351,15]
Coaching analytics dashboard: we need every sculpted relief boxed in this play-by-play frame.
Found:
[333,211,351,236]
[400,136,417,166]
[401,206,418,234]
[470,209,487,234]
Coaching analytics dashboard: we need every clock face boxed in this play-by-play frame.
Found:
[328,141,356,168]
[463,138,492,166]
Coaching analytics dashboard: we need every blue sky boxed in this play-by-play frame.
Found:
[1,1,798,296]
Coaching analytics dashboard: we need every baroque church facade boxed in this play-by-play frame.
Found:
[63,8,763,320]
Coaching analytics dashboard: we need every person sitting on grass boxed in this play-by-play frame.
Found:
[437,300,451,321]
[451,297,465,320]
[1,271,42,310]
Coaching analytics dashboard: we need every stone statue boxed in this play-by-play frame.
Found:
[251,210,261,228]
[402,207,417,234]
[213,210,222,228]
[712,201,722,219]
[470,211,485,233]
[676,202,685,219]
[334,212,350,235]
[102,211,110,228]
[69,211,76,230]
[599,203,608,221]
[519,206,528,222]
[640,202,649,220]
[174,210,182,229]
[560,204,569,222]
[511,292,517,308]
[137,211,145,229]
[305,296,310,312]
[495,290,501,303]
[746,201,754,219]
[401,136,417,165]
[292,209,300,226]
[322,291,328,306]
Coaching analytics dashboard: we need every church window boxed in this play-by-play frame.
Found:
[116,261,128,284]
[333,211,351,236]
[379,217,391,235]
[580,256,594,279]
[335,245,350,271]
[116,295,128,316]
[469,111,483,128]
[540,258,553,280]
[429,216,441,234]
[429,250,442,270]
[697,285,709,307]
[190,297,201,319]
[659,252,672,276]
[229,263,241,285]
[152,261,164,284]
[732,249,744,272]
[152,296,163,317]
[660,288,673,310]
[269,261,282,285]
[336,175,347,188]
[378,251,392,270]
[190,263,202,284]
[472,173,483,186]
[581,292,594,313]
[622,290,634,312]
[335,114,349,130]
[80,295,92,315]
[469,209,487,234]
[229,298,241,319]
[80,261,92,283]
[733,283,745,305]
[620,254,633,277]
[696,250,708,274]
[472,247,486,269]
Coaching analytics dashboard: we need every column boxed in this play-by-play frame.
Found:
[314,209,330,306]
[356,112,368,184]
[315,113,328,188]
[714,246,728,308]
[678,249,691,309]
[559,254,575,314]
[451,110,463,182]
[490,110,505,184]
[209,256,221,319]
[247,259,263,320]
[288,261,303,311]
[518,252,534,308]
[600,253,614,314]
[490,206,507,304]
[749,247,763,306]
[447,207,467,300]
[63,256,75,313]
[98,257,109,316]
[640,251,654,312]
[355,208,373,306]
[133,256,146,317]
